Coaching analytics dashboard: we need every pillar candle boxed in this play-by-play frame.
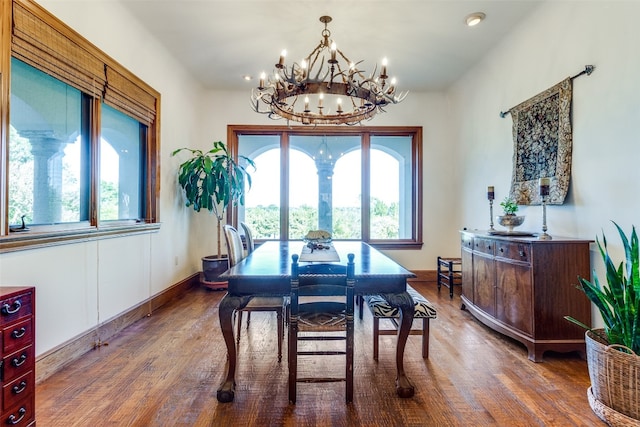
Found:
[487,186,495,200]
[539,177,550,196]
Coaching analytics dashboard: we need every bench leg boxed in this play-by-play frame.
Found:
[277,309,283,363]
[422,318,430,359]
[373,317,380,360]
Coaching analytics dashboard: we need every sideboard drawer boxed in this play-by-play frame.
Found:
[495,241,531,264]
[461,234,474,250]
[473,238,495,255]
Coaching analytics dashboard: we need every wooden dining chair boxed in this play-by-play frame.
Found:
[223,225,286,362]
[288,253,355,404]
[240,222,255,255]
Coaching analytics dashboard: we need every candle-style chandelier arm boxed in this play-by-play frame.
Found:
[250,15,407,126]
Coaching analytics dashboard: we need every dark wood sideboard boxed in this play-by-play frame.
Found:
[460,231,592,362]
[1,287,35,426]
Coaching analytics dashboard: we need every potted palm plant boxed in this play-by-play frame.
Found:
[565,222,640,425]
[172,141,255,287]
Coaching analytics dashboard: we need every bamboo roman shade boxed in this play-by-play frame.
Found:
[11,0,158,125]
[12,1,105,96]
[104,66,156,125]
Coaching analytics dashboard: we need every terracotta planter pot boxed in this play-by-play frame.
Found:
[585,329,640,425]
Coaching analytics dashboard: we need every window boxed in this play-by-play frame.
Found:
[234,126,422,249]
[9,57,88,226]
[100,104,143,222]
[1,0,160,252]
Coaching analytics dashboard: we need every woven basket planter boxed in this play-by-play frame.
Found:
[586,329,640,426]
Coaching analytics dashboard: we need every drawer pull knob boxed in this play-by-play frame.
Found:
[519,250,525,257]
[7,407,26,425]
[487,246,491,250]
[12,380,27,395]
[499,248,504,253]
[1,300,22,315]
[11,354,27,367]
[11,327,26,339]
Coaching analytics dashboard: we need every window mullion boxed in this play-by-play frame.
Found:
[280,132,289,240]
[90,97,101,227]
[361,132,371,242]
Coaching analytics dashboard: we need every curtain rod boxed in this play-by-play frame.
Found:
[499,65,595,118]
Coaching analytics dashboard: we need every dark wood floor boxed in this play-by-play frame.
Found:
[36,282,603,426]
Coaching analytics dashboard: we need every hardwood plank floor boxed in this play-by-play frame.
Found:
[36,282,603,426]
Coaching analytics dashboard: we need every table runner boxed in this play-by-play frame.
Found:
[299,243,340,262]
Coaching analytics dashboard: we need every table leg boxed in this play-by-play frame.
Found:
[382,291,415,398]
[216,294,250,403]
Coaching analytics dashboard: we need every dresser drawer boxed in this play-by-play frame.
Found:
[2,396,34,427]
[0,292,33,326]
[2,370,34,413]
[495,241,531,264]
[2,318,33,355]
[473,238,495,255]
[2,346,33,384]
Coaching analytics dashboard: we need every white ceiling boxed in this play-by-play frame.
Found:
[118,0,544,92]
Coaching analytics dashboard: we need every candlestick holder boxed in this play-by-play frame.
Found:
[489,199,495,231]
[539,195,552,240]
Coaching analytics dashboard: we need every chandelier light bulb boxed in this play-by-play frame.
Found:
[277,50,287,68]
[380,58,388,79]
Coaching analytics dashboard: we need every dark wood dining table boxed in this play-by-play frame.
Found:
[216,240,416,403]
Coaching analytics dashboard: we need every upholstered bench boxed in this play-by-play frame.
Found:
[363,285,437,359]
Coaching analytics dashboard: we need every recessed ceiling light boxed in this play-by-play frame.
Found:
[242,75,253,81]
[465,12,486,27]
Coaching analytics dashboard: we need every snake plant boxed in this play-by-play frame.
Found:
[565,222,640,354]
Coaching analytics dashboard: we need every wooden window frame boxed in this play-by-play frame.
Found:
[0,0,161,253]
[229,125,423,250]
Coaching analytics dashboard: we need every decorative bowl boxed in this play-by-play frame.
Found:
[304,230,332,243]
[496,215,525,232]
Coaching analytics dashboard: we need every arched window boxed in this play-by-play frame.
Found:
[233,126,422,249]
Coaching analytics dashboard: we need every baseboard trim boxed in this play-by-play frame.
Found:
[36,273,201,383]
[409,270,437,283]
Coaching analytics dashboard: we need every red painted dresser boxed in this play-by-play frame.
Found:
[1,287,35,426]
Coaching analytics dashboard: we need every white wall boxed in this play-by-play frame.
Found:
[0,1,204,356]
[450,1,640,326]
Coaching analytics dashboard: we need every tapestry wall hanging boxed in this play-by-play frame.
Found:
[507,77,573,205]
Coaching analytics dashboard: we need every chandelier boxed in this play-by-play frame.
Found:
[251,16,407,126]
